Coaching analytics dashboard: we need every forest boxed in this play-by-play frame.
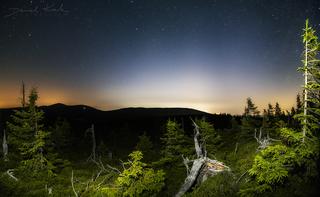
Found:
[0,19,320,197]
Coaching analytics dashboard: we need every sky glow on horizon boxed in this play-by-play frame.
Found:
[1,0,320,114]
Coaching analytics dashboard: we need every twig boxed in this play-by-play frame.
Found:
[71,170,78,197]
[120,160,126,170]
[236,170,248,183]
[254,128,272,151]
[234,142,238,155]
[182,155,191,175]
[6,169,18,181]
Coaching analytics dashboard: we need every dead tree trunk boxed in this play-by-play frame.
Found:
[86,124,96,161]
[2,129,8,161]
[175,120,230,197]
[21,81,26,108]
[254,127,280,151]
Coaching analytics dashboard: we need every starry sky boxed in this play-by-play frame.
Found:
[1,0,320,114]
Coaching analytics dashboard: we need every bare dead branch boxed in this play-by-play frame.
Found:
[254,128,273,151]
[104,163,121,174]
[236,170,249,183]
[120,159,126,170]
[71,170,78,197]
[5,169,18,181]
[234,142,239,155]
[91,157,121,175]
[45,184,53,195]
[182,155,192,175]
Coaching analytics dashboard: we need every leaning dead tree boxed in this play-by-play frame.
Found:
[175,120,230,197]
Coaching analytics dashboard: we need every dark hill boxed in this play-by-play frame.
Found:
[0,104,233,156]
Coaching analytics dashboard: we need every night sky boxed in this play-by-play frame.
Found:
[1,0,320,114]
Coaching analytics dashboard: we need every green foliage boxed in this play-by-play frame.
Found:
[240,116,261,138]
[160,120,192,162]
[243,21,320,196]
[101,151,165,197]
[246,127,319,195]
[187,172,238,197]
[244,97,260,116]
[135,132,154,162]
[239,183,272,197]
[195,118,221,155]
[50,118,72,151]
[70,163,116,197]
[279,127,302,146]
[274,102,282,117]
[6,88,55,175]
[248,144,293,185]
[241,98,263,138]
[296,19,320,137]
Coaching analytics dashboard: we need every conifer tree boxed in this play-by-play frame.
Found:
[195,118,221,156]
[135,132,154,161]
[296,19,320,142]
[101,151,165,197]
[267,103,274,116]
[161,120,192,162]
[7,88,54,174]
[296,93,302,113]
[244,19,320,196]
[274,102,282,117]
[50,118,71,151]
[241,98,261,136]
[244,97,260,116]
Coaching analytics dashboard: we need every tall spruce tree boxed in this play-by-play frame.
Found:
[241,98,261,137]
[7,88,54,174]
[135,132,154,162]
[274,102,282,117]
[267,103,274,116]
[244,19,320,196]
[244,97,260,116]
[296,19,320,142]
[160,120,192,162]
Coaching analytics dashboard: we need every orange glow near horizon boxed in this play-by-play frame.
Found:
[0,85,298,115]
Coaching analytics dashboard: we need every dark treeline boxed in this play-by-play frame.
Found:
[0,103,233,158]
